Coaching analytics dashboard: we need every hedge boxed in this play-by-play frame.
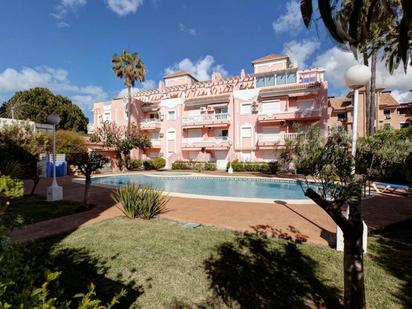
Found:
[171,161,217,171]
[143,157,166,170]
[227,160,279,174]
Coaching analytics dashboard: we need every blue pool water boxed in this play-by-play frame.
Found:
[91,174,309,200]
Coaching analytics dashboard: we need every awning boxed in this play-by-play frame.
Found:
[259,83,320,99]
[184,94,230,107]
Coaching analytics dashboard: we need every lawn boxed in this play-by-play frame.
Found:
[29,217,411,308]
[2,195,83,226]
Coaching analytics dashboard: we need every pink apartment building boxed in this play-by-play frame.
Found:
[92,54,328,169]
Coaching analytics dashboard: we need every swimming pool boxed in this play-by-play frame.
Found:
[91,174,310,200]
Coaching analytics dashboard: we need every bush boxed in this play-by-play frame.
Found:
[112,183,168,219]
[143,157,166,170]
[129,159,143,170]
[171,161,217,171]
[227,160,279,174]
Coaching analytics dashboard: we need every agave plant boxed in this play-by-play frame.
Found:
[112,184,168,220]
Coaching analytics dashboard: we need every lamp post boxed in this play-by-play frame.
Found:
[336,64,371,252]
[344,64,372,162]
[46,113,63,201]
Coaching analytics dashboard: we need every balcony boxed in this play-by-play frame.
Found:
[182,113,230,128]
[150,139,161,148]
[140,118,161,130]
[257,133,306,147]
[182,136,231,149]
[257,109,322,123]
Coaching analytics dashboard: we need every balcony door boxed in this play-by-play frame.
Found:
[262,126,280,142]
[261,100,281,115]
[187,128,202,142]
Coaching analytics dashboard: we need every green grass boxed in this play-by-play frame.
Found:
[3,195,83,226]
[30,217,411,308]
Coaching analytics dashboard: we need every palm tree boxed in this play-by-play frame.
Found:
[112,50,147,137]
[300,0,411,73]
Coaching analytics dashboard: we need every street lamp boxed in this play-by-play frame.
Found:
[46,113,63,201]
[336,64,371,252]
[344,64,372,159]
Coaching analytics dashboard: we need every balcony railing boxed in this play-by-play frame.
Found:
[140,118,161,129]
[257,109,321,122]
[257,132,306,146]
[182,136,231,148]
[182,113,230,126]
[150,139,161,147]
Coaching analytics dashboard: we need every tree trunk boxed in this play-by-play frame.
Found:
[127,85,132,138]
[30,175,40,196]
[365,81,371,135]
[84,174,91,208]
[343,233,366,309]
[370,51,377,135]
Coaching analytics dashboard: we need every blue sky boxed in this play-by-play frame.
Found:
[0,0,411,121]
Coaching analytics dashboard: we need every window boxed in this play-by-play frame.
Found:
[215,107,228,114]
[240,103,252,115]
[276,73,286,85]
[241,126,252,138]
[167,129,176,140]
[149,113,158,119]
[384,109,391,119]
[401,122,410,128]
[256,76,265,87]
[261,100,281,115]
[216,129,228,138]
[286,72,297,83]
[167,110,176,120]
[264,75,276,87]
[337,113,347,121]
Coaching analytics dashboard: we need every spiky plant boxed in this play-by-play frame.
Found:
[112,183,168,220]
[112,50,147,137]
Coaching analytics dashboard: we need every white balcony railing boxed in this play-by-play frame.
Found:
[182,136,231,147]
[182,113,230,124]
[258,132,306,144]
[150,139,161,147]
[140,118,161,129]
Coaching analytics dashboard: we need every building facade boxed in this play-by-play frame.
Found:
[92,54,328,169]
[328,88,412,137]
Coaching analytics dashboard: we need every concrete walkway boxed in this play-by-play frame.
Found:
[10,176,412,246]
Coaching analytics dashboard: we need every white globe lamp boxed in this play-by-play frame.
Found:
[344,64,372,89]
[47,113,63,201]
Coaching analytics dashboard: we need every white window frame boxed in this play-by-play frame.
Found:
[240,103,252,115]
[241,126,252,138]
[167,129,176,140]
[167,110,176,120]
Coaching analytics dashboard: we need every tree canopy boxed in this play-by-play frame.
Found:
[0,87,89,133]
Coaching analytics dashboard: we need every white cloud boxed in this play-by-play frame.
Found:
[0,66,108,112]
[106,0,144,16]
[313,46,412,101]
[392,90,412,103]
[178,23,197,36]
[51,0,87,27]
[57,21,70,28]
[283,39,320,67]
[272,0,302,35]
[62,0,87,7]
[165,55,228,81]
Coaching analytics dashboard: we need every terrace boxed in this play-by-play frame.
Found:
[182,113,230,128]
[181,136,231,149]
[257,132,306,147]
[140,118,161,130]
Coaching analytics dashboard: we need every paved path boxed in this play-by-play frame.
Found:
[10,176,412,246]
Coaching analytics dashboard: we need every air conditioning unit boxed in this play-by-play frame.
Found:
[200,107,207,113]
[251,101,258,113]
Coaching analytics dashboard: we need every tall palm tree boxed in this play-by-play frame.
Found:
[112,50,147,137]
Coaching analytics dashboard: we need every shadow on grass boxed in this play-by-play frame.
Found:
[27,236,142,307]
[370,219,412,308]
[202,231,342,309]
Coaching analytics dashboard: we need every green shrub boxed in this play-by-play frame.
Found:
[112,183,168,219]
[171,161,191,170]
[0,176,24,209]
[129,159,143,170]
[171,161,216,171]
[143,158,166,170]
[228,160,279,174]
[152,157,166,169]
